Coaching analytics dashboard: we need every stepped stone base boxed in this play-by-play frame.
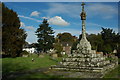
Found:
[50,49,118,78]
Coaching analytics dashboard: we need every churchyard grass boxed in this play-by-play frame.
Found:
[2,54,120,78]
[103,58,120,78]
[2,54,62,74]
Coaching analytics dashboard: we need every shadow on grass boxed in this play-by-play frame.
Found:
[2,60,29,80]
[2,69,62,80]
[2,61,28,74]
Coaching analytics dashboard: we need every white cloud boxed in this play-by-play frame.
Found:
[26,26,35,30]
[30,11,40,17]
[48,16,70,26]
[20,22,25,27]
[53,29,81,37]
[42,17,50,19]
[20,22,35,30]
[18,15,41,22]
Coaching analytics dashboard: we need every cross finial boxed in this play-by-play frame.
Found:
[81,2,85,6]
[81,2,85,12]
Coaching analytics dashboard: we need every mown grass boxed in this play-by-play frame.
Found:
[2,54,120,78]
[103,65,119,78]
[2,54,62,74]
[103,58,120,78]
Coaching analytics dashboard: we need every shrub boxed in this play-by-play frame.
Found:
[21,51,29,55]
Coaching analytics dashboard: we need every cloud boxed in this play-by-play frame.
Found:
[86,22,118,33]
[20,22,37,43]
[103,16,113,19]
[30,11,40,17]
[18,15,42,22]
[53,28,101,37]
[20,22,25,27]
[86,3,118,19]
[48,16,70,26]
[44,3,117,19]
[42,17,50,19]
[26,26,35,30]
[44,3,80,18]
[20,22,35,30]
[87,23,107,28]
[53,29,81,37]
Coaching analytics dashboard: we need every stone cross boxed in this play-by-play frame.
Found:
[81,2,85,12]
[77,2,91,51]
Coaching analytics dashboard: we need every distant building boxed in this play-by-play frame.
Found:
[61,42,72,54]
[23,47,36,54]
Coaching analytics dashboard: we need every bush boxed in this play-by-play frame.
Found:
[54,43,63,54]
[21,51,29,55]
[57,53,62,57]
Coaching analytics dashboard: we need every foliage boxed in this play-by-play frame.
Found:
[53,43,63,54]
[101,27,119,53]
[71,40,79,50]
[57,32,74,43]
[76,27,120,54]
[21,51,29,55]
[88,34,104,51]
[2,3,27,57]
[35,19,55,53]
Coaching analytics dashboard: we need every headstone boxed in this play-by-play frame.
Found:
[52,53,58,58]
[39,55,44,58]
[22,55,28,57]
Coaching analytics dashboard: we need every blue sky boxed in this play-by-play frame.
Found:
[4,2,118,44]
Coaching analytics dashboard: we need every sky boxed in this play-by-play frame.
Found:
[4,2,118,44]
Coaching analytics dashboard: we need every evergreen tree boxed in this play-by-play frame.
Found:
[36,19,55,53]
[2,3,27,57]
[101,27,116,53]
[87,34,103,51]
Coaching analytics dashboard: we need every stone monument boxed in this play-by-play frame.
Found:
[51,2,118,78]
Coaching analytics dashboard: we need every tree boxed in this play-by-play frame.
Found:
[36,19,55,53]
[53,43,63,54]
[101,27,117,53]
[87,34,103,51]
[71,39,79,50]
[2,3,27,57]
[57,32,74,43]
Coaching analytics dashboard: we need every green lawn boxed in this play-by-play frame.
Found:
[103,58,120,78]
[103,65,120,78]
[2,54,120,78]
[2,54,62,74]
